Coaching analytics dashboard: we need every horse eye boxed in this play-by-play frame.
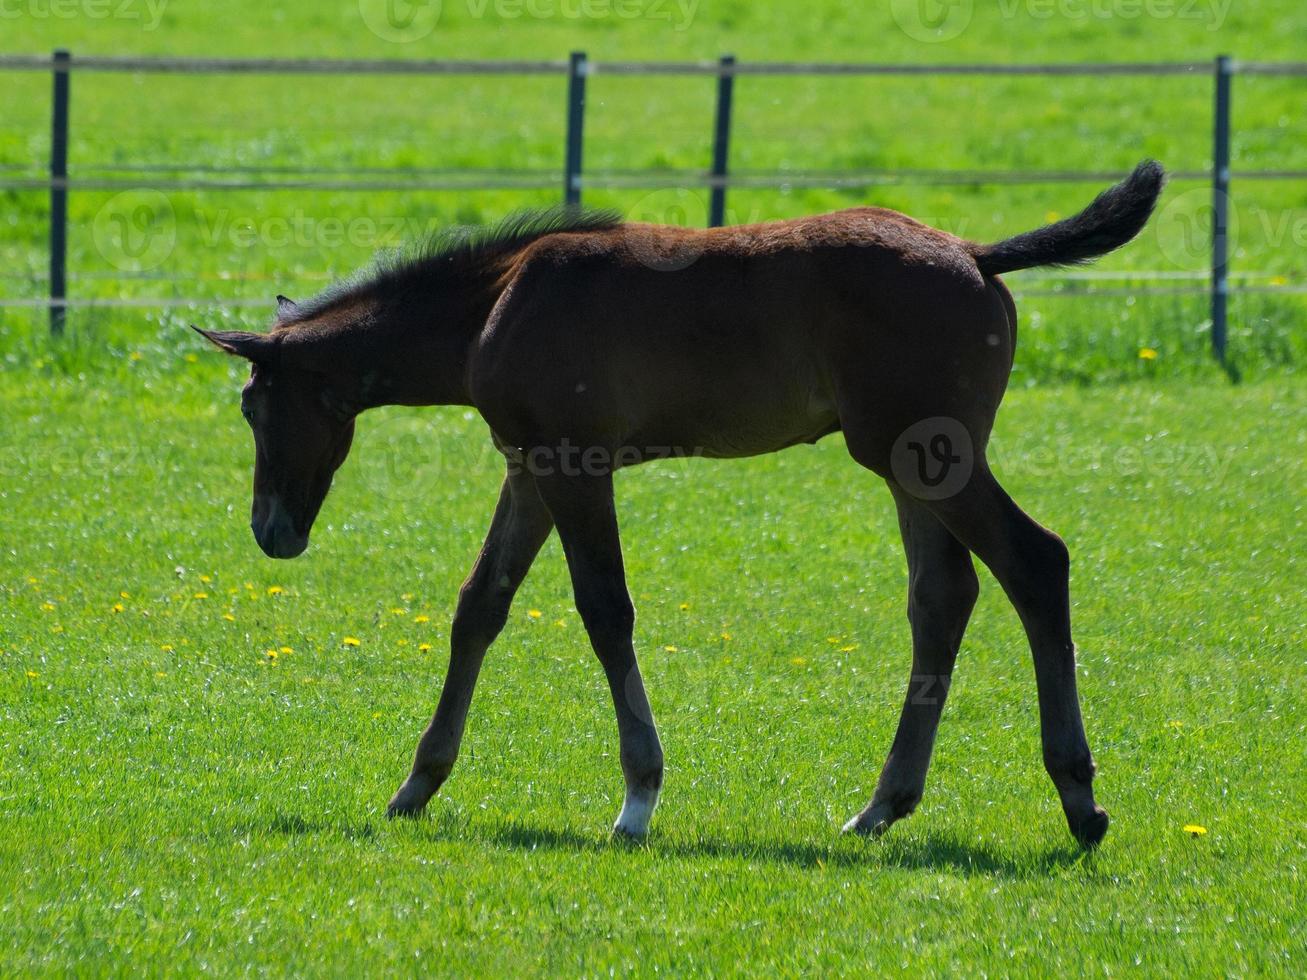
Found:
[241,405,255,425]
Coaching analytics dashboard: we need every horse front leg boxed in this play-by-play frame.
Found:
[387,468,553,818]
[533,470,664,838]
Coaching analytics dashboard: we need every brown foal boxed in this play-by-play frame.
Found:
[197,161,1164,847]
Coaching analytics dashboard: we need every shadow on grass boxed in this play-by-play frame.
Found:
[437,815,1087,881]
[236,812,379,841]
[244,808,1089,880]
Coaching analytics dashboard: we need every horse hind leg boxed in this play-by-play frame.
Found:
[841,391,1106,847]
[844,486,979,837]
[921,465,1107,847]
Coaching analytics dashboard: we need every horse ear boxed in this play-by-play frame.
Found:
[191,326,275,361]
[276,295,299,319]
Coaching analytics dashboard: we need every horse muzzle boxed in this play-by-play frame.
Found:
[252,495,309,559]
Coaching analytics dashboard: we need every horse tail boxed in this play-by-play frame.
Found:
[967,160,1164,277]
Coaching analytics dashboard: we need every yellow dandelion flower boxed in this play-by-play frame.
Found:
[279,646,292,654]
[372,711,383,719]
[193,592,208,600]
[199,575,211,584]
[791,657,807,666]
[1138,347,1158,361]
[825,636,840,644]
[418,643,433,652]
[1183,824,1207,836]
[223,613,236,622]
[679,602,690,611]
[413,615,430,624]
[390,608,405,615]
[664,645,678,652]
[720,632,732,641]
[27,576,38,584]
[266,585,283,596]
[119,591,131,599]
[839,644,857,652]
[155,671,167,678]
[342,636,361,647]
[41,602,55,612]
[160,644,174,652]
[264,649,279,661]
[527,609,542,619]
[111,602,125,614]
[26,670,39,679]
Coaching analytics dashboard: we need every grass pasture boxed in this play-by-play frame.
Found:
[1,0,1306,974]
[1,356,1304,973]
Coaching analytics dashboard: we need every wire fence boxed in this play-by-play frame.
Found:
[2,51,1306,362]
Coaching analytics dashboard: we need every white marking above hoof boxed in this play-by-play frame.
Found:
[612,788,658,838]
[842,805,892,837]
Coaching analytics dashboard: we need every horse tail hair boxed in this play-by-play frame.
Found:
[967,160,1165,277]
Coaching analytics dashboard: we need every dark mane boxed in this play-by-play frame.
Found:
[282,206,624,324]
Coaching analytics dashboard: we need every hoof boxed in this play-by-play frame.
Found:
[1070,806,1110,849]
[612,787,657,839]
[842,803,895,838]
[610,822,649,842]
[386,777,436,819]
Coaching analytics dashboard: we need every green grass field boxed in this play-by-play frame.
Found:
[2,1,1306,974]
[2,363,1304,973]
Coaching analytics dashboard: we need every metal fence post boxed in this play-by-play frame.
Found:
[49,49,70,336]
[564,51,587,207]
[1211,54,1232,363]
[709,54,736,228]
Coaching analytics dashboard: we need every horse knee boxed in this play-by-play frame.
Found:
[575,588,635,638]
[908,561,979,638]
[451,583,512,649]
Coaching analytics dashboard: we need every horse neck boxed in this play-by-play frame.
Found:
[322,268,503,410]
